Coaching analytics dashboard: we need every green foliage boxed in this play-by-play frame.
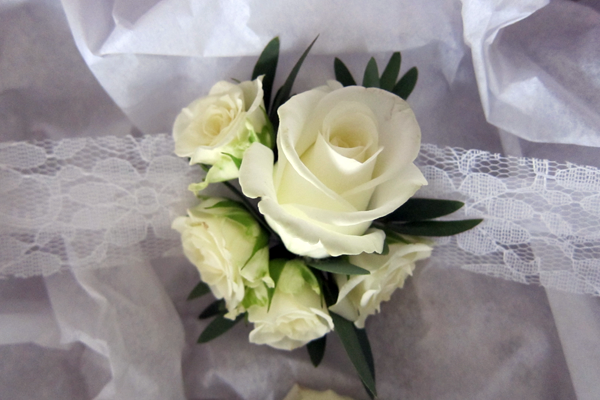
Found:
[386,219,483,236]
[252,37,280,110]
[382,198,465,222]
[331,312,377,398]
[380,52,401,91]
[307,258,370,275]
[393,66,418,100]
[362,57,380,88]
[187,281,211,300]
[307,335,327,367]
[198,313,244,343]
[269,36,319,129]
[199,299,226,319]
[334,57,356,86]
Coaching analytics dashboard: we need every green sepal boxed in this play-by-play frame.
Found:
[199,299,226,319]
[256,108,275,149]
[380,52,401,91]
[307,335,327,367]
[331,312,377,398]
[269,36,319,127]
[381,198,465,222]
[242,229,269,271]
[362,57,380,88]
[266,259,287,310]
[334,57,356,87]
[197,313,245,343]
[380,240,390,256]
[307,258,370,275]
[252,37,280,110]
[222,152,242,170]
[393,66,418,100]
[187,281,211,300]
[386,219,483,236]
[205,198,244,211]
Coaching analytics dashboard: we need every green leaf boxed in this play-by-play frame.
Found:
[307,335,327,367]
[382,198,465,222]
[187,281,211,300]
[334,57,356,87]
[270,35,319,126]
[386,219,483,236]
[393,66,418,100]
[252,37,279,110]
[380,52,401,91]
[362,57,380,88]
[267,259,287,310]
[331,312,377,397]
[199,299,226,319]
[307,258,370,275]
[198,313,244,343]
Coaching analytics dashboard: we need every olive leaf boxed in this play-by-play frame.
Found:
[307,258,369,275]
[362,57,380,88]
[381,198,465,222]
[270,36,319,128]
[252,37,279,111]
[380,52,401,91]
[199,299,226,319]
[393,66,418,100]
[331,312,377,398]
[386,219,483,236]
[307,335,327,367]
[198,313,244,343]
[187,281,211,300]
[334,57,357,87]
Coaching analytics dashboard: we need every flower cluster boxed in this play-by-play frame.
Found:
[172,37,480,397]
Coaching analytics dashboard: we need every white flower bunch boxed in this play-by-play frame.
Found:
[172,37,481,397]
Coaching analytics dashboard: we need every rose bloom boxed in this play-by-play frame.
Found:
[172,198,272,319]
[239,81,427,258]
[173,77,273,192]
[247,259,333,351]
[283,384,355,400]
[329,241,433,328]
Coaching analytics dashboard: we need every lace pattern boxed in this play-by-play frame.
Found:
[1,135,599,295]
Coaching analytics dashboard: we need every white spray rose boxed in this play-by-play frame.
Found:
[247,259,333,351]
[172,198,272,318]
[239,81,427,258]
[282,384,355,400]
[329,241,433,328]
[173,77,274,192]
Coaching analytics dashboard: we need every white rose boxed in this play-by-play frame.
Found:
[282,384,355,400]
[173,77,273,192]
[172,198,272,318]
[329,241,433,328]
[247,259,333,350]
[239,81,427,258]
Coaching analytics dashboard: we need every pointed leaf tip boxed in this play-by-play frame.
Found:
[362,57,380,88]
[334,57,356,87]
[252,37,280,110]
[394,66,418,100]
[380,52,401,92]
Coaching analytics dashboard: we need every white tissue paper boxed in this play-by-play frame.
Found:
[1,0,600,399]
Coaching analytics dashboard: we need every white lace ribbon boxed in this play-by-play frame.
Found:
[1,135,599,296]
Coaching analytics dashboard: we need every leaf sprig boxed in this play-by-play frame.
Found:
[335,52,419,100]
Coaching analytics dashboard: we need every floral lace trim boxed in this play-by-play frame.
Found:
[1,135,599,296]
